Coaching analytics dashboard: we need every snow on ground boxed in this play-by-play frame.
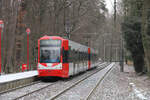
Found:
[1,63,150,100]
[89,63,150,100]
[0,71,38,84]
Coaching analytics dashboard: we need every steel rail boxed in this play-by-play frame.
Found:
[12,62,107,100]
[49,63,109,100]
[85,63,115,100]
[0,81,41,95]
[14,82,57,100]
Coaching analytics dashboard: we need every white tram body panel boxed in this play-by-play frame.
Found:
[38,36,99,78]
[68,40,89,76]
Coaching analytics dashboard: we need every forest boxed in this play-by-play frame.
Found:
[1,0,150,76]
[0,0,112,74]
[121,0,150,75]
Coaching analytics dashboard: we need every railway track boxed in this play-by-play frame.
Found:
[48,63,110,100]
[85,63,114,100]
[0,80,58,100]
[0,81,41,95]
[0,62,109,100]
[14,82,57,100]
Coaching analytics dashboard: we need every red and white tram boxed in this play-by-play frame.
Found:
[37,36,98,78]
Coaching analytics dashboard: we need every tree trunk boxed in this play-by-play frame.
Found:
[141,0,150,74]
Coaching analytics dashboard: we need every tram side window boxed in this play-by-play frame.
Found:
[69,50,74,62]
[74,51,78,61]
[63,48,68,63]
[81,52,84,61]
[72,50,76,61]
[79,52,81,61]
[86,52,88,60]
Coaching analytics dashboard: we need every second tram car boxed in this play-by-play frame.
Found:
[38,36,99,78]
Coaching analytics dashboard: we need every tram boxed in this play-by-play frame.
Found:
[37,36,99,78]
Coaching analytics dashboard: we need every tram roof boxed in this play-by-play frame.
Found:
[69,40,89,52]
[39,35,98,54]
[39,35,65,40]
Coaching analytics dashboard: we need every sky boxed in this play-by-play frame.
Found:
[105,0,114,14]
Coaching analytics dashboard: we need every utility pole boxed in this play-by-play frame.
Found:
[120,37,124,72]
[103,38,106,62]
[114,0,117,25]
[115,48,117,62]
[110,0,117,62]
[116,0,124,72]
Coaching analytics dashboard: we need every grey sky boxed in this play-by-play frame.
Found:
[105,0,114,14]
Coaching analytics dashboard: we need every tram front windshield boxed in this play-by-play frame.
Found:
[40,40,61,63]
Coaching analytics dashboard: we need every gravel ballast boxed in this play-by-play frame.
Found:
[89,63,150,100]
